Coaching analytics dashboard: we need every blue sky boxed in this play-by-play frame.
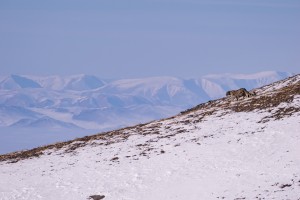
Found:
[0,0,299,78]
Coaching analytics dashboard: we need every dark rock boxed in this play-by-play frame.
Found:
[279,184,292,188]
[89,194,105,200]
[111,157,119,161]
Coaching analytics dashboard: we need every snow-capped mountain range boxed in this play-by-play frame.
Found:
[0,73,299,200]
[0,71,293,131]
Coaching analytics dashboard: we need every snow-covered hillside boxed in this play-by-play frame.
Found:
[0,73,299,200]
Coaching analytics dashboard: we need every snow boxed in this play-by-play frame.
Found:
[0,75,299,199]
[200,78,225,99]
[0,71,294,154]
[202,71,294,92]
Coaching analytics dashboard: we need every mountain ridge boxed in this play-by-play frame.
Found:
[0,71,293,131]
[0,73,299,200]
[1,73,299,159]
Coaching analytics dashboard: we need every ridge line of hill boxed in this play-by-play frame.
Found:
[0,73,299,163]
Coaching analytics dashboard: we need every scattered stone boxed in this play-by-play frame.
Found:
[88,195,105,200]
[279,184,292,189]
[110,157,119,161]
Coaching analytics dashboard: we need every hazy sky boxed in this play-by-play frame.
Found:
[0,0,299,78]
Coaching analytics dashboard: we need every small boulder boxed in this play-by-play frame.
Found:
[88,195,105,200]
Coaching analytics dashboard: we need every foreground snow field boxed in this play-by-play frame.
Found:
[0,74,299,200]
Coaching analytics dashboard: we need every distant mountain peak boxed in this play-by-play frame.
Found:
[0,74,42,90]
[10,74,42,88]
[63,74,106,91]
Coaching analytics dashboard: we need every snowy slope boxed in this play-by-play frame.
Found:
[0,74,299,200]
